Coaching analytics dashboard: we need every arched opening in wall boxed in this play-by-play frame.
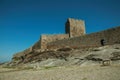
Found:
[100,39,106,46]
[65,20,70,34]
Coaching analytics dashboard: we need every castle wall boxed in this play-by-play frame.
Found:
[65,18,86,38]
[40,34,69,49]
[39,18,86,49]
[32,40,41,50]
[47,26,120,49]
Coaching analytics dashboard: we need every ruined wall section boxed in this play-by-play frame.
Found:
[32,40,41,50]
[40,34,69,49]
[47,26,120,49]
[65,18,86,38]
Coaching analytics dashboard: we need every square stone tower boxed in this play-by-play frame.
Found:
[65,18,86,38]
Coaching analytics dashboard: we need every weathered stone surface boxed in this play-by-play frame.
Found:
[10,44,120,67]
[65,18,85,37]
[40,34,69,49]
[48,26,120,49]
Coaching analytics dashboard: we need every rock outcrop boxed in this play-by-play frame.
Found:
[10,44,120,67]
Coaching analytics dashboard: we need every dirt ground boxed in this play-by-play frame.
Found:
[0,65,120,80]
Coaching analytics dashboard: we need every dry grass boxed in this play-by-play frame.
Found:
[0,64,120,80]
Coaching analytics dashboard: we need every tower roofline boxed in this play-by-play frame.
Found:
[67,18,84,22]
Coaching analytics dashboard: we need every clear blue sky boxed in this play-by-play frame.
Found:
[0,0,120,62]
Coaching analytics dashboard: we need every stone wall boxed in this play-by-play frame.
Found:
[40,34,69,49]
[47,26,120,49]
[34,18,86,50]
[65,18,86,38]
[32,40,41,50]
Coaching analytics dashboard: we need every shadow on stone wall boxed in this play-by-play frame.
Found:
[47,26,120,49]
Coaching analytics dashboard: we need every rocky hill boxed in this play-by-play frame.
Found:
[1,44,120,80]
[8,44,120,68]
